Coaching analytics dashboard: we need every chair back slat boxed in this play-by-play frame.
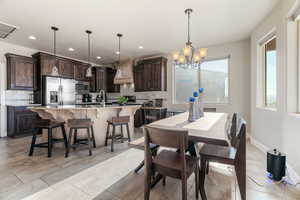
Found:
[230,113,237,146]
[145,126,188,149]
[234,118,246,157]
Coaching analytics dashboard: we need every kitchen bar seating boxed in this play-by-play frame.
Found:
[29,119,68,157]
[144,126,199,200]
[65,119,96,157]
[105,116,131,152]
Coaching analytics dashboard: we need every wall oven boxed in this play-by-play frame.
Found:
[75,81,90,94]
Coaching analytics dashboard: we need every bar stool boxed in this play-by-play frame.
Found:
[105,116,131,152]
[65,119,96,157]
[29,119,68,158]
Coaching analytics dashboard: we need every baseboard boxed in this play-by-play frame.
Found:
[250,136,300,188]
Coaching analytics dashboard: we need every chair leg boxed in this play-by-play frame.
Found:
[206,161,209,174]
[65,128,73,158]
[86,128,92,156]
[73,129,78,149]
[181,178,187,200]
[111,125,116,152]
[162,176,166,186]
[195,163,199,199]
[105,124,110,146]
[120,125,124,143]
[134,160,145,173]
[48,128,53,158]
[61,125,68,149]
[144,164,151,200]
[199,157,207,200]
[126,123,131,142]
[91,125,96,148]
[29,128,39,156]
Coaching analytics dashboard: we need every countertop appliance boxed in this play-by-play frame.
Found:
[43,76,76,106]
[82,94,92,103]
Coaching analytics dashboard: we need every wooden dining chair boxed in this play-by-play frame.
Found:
[199,118,246,200]
[144,126,199,200]
[203,113,237,175]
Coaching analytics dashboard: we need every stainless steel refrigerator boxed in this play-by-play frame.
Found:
[43,76,76,106]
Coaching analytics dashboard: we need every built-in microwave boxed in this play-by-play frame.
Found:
[76,81,90,94]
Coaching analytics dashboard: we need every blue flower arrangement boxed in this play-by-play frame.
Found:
[198,88,204,93]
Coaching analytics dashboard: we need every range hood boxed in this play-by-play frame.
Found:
[114,58,134,85]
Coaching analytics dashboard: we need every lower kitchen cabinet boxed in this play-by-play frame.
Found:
[7,106,40,137]
[134,108,144,128]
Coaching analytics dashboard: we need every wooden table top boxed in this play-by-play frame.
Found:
[147,112,228,141]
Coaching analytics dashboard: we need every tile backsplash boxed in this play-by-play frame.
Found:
[5,90,33,105]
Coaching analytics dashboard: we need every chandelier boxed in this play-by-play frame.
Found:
[173,8,208,69]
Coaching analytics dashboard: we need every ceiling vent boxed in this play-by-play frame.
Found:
[0,21,17,39]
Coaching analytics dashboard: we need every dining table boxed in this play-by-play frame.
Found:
[130,112,230,186]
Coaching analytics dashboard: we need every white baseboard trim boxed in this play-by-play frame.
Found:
[250,136,300,188]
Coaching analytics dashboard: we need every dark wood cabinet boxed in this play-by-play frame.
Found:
[74,62,90,81]
[134,57,167,92]
[58,58,74,78]
[90,67,106,92]
[6,53,36,91]
[7,106,40,137]
[33,52,75,78]
[106,68,120,93]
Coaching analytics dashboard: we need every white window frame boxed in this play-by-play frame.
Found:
[297,21,300,113]
[257,32,277,110]
[172,56,231,105]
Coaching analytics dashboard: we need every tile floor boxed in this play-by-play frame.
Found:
[0,130,299,200]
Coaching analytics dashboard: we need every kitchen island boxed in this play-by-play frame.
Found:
[29,105,141,147]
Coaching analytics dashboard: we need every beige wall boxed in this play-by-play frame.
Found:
[251,0,300,179]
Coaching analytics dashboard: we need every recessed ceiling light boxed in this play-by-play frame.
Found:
[116,51,120,55]
[138,46,144,49]
[68,47,75,51]
[28,35,36,40]
[96,56,102,59]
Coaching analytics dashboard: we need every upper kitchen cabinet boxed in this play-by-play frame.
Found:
[106,67,120,93]
[74,62,91,81]
[58,58,74,78]
[90,67,106,92]
[134,57,167,92]
[6,53,36,91]
[33,52,74,78]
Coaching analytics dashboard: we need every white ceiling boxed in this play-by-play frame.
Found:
[0,0,279,64]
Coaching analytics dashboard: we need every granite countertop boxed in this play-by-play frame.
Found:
[6,103,42,107]
[29,104,141,110]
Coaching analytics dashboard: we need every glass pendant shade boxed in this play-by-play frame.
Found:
[86,30,93,77]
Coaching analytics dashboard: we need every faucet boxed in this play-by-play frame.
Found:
[99,90,106,107]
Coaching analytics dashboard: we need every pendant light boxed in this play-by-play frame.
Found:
[51,26,59,76]
[115,33,123,79]
[172,9,208,69]
[86,30,93,77]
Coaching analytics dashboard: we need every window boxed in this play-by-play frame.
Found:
[174,57,229,104]
[263,37,277,107]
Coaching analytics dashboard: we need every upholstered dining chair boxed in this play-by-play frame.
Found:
[144,126,200,200]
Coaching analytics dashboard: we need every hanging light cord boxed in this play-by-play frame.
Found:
[185,9,192,45]
[117,33,122,67]
[88,32,90,64]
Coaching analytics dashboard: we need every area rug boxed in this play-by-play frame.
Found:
[22,148,144,200]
